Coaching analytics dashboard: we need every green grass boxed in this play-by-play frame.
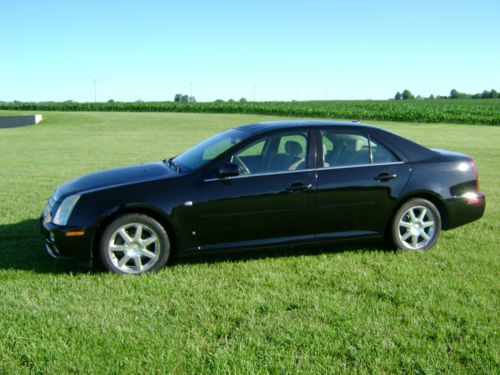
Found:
[0,111,498,373]
[2,98,500,124]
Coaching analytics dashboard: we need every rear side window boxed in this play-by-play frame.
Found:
[320,131,399,167]
[370,138,399,164]
[321,131,370,167]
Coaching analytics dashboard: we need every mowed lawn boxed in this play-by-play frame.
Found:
[0,111,498,373]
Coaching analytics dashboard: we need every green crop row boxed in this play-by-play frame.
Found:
[1,99,499,124]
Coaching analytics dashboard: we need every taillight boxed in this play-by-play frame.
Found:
[460,159,482,204]
[459,159,482,204]
[472,159,479,192]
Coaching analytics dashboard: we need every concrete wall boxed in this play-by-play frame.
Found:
[0,115,43,129]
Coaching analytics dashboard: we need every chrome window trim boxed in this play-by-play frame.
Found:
[318,160,405,171]
[204,161,405,182]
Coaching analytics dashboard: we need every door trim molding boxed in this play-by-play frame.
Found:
[204,161,406,182]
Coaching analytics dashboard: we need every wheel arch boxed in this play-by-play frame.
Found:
[91,204,177,264]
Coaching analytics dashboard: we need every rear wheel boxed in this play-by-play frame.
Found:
[99,214,170,275]
[391,198,441,251]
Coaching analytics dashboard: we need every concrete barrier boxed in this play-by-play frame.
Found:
[0,114,43,128]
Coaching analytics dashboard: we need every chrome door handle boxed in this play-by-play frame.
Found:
[375,173,397,181]
[286,183,313,193]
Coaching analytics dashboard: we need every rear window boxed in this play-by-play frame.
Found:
[370,138,399,164]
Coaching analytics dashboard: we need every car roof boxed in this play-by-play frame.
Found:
[235,120,377,134]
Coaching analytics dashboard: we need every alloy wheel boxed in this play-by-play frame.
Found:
[107,223,161,274]
[397,205,436,250]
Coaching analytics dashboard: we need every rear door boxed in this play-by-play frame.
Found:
[314,129,411,238]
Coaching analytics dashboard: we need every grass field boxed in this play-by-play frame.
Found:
[0,111,498,373]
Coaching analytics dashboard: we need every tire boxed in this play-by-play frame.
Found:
[391,198,441,251]
[99,213,170,275]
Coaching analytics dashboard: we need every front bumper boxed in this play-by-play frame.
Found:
[445,192,486,229]
[40,213,94,260]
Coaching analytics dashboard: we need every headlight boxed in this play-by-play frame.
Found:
[43,208,52,224]
[53,194,80,225]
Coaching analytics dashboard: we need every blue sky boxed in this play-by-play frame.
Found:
[1,0,499,102]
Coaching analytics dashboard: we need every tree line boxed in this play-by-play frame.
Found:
[173,95,248,103]
[174,94,196,103]
[394,89,499,100]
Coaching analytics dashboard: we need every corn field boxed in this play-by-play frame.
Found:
[1,99,499,125]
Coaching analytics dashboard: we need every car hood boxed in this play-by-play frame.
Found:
[54,161,174,200]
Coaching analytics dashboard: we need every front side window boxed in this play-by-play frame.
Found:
[174,129,249,170]
[231,132,309,175]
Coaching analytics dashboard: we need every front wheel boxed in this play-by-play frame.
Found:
[391,198,441,251]
[99,214,170,275]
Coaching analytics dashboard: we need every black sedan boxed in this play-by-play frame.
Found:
[41,120,485,275]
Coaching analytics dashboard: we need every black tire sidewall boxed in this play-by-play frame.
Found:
[99,213,170,274]
[391,199,441,251]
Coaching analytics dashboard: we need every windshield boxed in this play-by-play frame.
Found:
[173,129,249,171]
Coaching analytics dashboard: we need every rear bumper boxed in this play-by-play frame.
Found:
[445,192,486,229]
[40,213,94,261]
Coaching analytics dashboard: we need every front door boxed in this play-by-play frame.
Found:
[192,130,317,251]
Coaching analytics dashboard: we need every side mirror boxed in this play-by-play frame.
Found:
[217,162,239,178]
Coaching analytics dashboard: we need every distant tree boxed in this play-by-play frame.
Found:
[489,89,498,98]
[394,92,402,100]
[181,95,189,102]
[471,93,481,99]
[402,89,414,100]
[174,94,182,102]
[228,99,235,103]
[107,99,115,103]
[429,94,435,99]
[416,95,423,100]
[214,99,224,103]
[481,90,490,99]
[450,89,470,99]
[188,96,196,102]
[239,97,248,103]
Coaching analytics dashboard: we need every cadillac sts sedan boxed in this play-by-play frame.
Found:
[41,120,485,275]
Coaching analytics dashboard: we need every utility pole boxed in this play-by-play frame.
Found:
[93,78,98,103]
